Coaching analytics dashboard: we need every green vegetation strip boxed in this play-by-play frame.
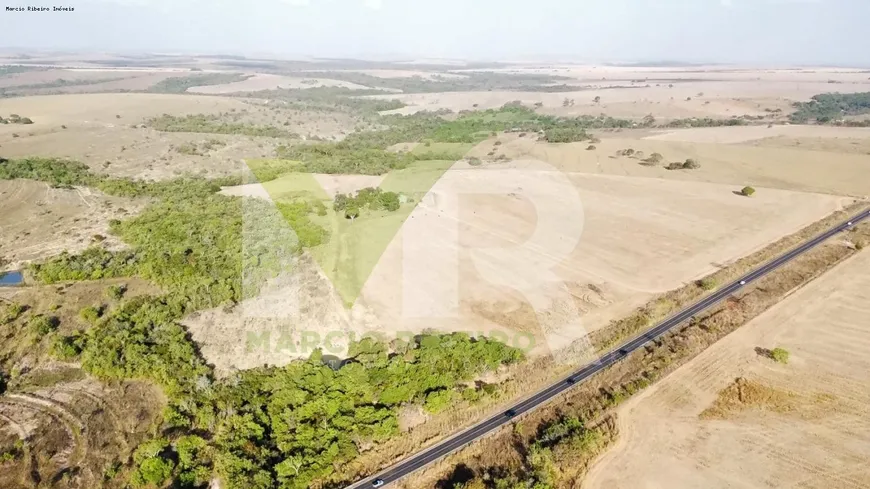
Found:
[0,156,524,489]
[145,72,252,94]
[790,92,870,125]
[147,114,300,138]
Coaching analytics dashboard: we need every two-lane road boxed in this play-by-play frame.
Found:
[348,209,870,489]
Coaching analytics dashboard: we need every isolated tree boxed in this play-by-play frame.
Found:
[770,347,789,364]
[593,96,601,104]
[586,145,596,151]
[682,158,700,169]
[562,98,571,107]
[645,152,664,164]
[740,186,756,197]
[345,203,360,221]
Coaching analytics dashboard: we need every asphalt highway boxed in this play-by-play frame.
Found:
[347,208,870,489]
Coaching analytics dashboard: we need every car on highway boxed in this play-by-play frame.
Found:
[372,479,385,487]
[739,280,746,285]
[505,409,517,417]
[566,377,577,384]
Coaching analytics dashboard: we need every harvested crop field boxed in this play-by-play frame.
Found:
[188,160,850,371]
[0,179,145,268]
[355,164,849,355]
[486,134,870,197]
[584,249,870,489]
[371,66,870,119]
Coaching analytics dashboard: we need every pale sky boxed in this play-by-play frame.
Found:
[1,0,868,65]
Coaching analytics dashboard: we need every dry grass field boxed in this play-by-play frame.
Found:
[356,164,848,355]
[0,93,359,179]
[0,68,183,96]
[371,65,870,118]
[584,249,870,489]
[0,180,145,268]
[187,73,374,93]
[186,154,850,375]
[484,131,870,197]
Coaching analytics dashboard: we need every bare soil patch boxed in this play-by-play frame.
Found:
[0,180,146,268]
[0,378,164,489]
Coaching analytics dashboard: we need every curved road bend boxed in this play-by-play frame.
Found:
[347,209,870,489]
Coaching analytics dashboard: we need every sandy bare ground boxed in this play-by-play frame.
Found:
[487,134,870,197]
[584,249,870,489]
[187,73,373,93]
[0,180,145,268]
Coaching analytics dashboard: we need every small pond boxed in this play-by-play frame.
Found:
[0,270,23,286]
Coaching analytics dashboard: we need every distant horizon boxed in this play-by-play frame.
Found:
[1,0,867,67]
[1,49,869,70]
